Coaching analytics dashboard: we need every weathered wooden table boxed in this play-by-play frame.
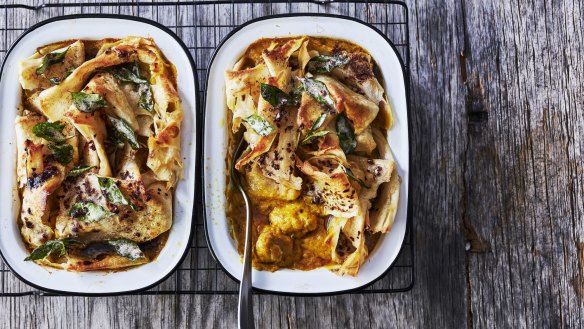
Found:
[1,0,583,328]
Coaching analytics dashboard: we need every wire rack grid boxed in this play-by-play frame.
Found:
[0,0,413,296]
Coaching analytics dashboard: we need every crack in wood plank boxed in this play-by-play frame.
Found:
[571,242,584,305]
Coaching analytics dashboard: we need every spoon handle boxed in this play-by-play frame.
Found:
[238,187,254,329]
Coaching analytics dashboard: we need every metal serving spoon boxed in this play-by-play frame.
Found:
[231,137,255,329]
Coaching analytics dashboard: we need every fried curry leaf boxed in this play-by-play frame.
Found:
[24,239,78,261]
[32,121,72,143]
[71,92,108,113]
[311,113,327,131]
[342,165,370,189]
[299,77,335,109]
[69,201,113,223]
[301,114,333,144]
[66,165,95,177]
[107,239,145,261]
[108,62,148,84]
[97,176,135,209]
[306,54,350,74]
[301,130,334,144]
[242,114,275,136]
[336,114,357,155]
[36,47,69,75]
[108,116,140,149]
[138,83,154,113]
[48,143,73,165]
[260,83,299,107]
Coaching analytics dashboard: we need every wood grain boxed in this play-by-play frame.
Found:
[462,1,584,328]
[1,0,583,328]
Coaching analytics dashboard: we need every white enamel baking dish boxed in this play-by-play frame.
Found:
[0,15,198,295]
[203,14,410,295]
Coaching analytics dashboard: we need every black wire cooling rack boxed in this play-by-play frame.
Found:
[0,0,413,296]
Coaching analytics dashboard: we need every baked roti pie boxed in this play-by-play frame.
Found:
[15,36,182,271]
[225,36,400,276]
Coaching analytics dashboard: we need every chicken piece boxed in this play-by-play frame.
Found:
[255,226,293,263]
[269,202,317,237]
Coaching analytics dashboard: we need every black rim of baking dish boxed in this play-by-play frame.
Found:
[202,12,414,296]
[0,14,200,297]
